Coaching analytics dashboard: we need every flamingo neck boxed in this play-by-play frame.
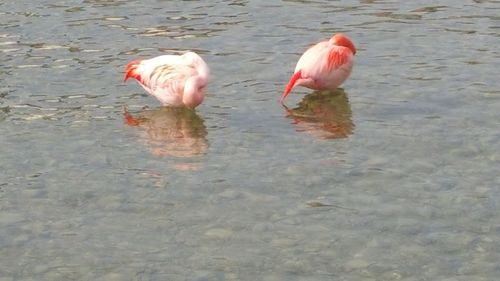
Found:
[183,77,206,108]
[280,70,302,104]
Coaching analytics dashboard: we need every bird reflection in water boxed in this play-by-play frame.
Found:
[123,106,208,160]
[284,89,354,139]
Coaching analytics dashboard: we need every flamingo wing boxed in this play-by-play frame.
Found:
[147,64,194,93]
[325,46,353,71]
[146,64,199,106]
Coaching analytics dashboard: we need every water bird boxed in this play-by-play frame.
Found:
[124,52,209,109]
[281,33,356,104]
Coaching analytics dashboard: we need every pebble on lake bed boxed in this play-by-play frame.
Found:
[204,228,233,240]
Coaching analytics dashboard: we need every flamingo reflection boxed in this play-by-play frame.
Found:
[284,89,354,139]
[124,106,208,158]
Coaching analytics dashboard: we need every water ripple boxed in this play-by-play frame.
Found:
[1,1,500,280]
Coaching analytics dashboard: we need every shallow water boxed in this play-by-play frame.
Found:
[1,0,500,280]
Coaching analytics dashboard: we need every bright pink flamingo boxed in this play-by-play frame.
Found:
[281,33,356,104]
[124,52,209,108]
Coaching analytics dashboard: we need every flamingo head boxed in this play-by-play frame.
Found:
[331,33,356,55]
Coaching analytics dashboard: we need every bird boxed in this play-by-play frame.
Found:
[280,33,356,104]
[124,51,209,109]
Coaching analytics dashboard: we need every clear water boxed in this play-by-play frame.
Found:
[1,1,499,280]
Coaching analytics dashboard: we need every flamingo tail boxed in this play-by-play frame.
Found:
[124,59,142,82]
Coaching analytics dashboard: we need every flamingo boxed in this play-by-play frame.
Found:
[124,51,209,108]
[281,33,356,104]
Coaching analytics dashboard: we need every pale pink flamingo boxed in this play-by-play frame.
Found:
[281,33,356,104]
[124,52,209,108]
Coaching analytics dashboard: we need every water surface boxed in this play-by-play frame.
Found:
[1,0,500,280]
